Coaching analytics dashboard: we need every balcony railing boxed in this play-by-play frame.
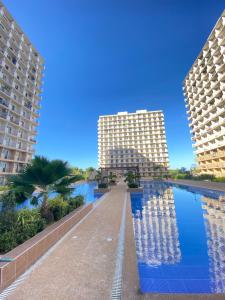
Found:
[0,98,9,107]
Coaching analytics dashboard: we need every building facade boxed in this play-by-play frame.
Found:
[0,2,44,183]
[98,110,169,177]
[183,10,225,177]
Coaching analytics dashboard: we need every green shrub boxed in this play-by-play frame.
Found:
[176,174,193,180]
[0,231,17,253]
[67,195,84,212]
[18,209,45,229]
[0,209,45,254]
[0,185,9,192]
[196,174,215,181]
[213,177,225,183]
[0,210,17,233]
[15,209,46,244]
[48,197,69,221]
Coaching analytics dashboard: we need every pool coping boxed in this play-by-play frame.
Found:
[124,190,225,300]
[165,179,225,193]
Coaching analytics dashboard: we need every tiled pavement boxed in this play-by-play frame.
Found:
[4,183,127,300]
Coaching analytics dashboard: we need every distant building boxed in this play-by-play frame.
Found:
[0,2,44,183]
[183,10,225,177]
[98,110,169,177]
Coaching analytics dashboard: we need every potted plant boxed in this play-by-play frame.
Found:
[124,171,142,191]
[108,172,117,186]
[94,170,110,193]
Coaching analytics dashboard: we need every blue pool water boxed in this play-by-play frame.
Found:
[16,181,101,210]
[130,181,225,294]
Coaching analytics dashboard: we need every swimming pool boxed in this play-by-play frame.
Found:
[16,181,102,210]
[130,180,225,294]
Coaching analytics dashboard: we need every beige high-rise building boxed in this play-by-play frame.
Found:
[183,10,225,177]
[0,2,44,183]
[98,110,169,177]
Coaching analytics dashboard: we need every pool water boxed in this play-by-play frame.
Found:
[130,180,225,294]
[16,181,102,210]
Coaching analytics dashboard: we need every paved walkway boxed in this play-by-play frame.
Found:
[5,183,127,300]
[167,179,225,192]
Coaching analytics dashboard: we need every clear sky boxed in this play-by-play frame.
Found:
[3,0,225,169]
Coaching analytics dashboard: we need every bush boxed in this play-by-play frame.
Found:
[0,209,46,254]
[0,231,17,253]
[0,185,9,192]
[48,197,69,221]
[0,210,17,236]
[196,174,215,181]
[212,177,225,183]
[15,209,46,244]
[67,195,84,212]
[98,183,108,188]
[176,174,193,180]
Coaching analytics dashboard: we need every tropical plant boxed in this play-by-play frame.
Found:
[67,195,84,212]
[108,172,116,184]
[7,156,78,221]
[124,171,140,188]
[48,197,68,221]
[71,166,96,180]
[95,170,108,188]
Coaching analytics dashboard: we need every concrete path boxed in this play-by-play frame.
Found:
[5,183,127,300]
[167,179,225,192]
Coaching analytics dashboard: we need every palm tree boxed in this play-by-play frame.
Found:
[108,172,116,184]
[95,170,108,187]
[8,156,78,219]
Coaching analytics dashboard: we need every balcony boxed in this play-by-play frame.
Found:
[0,84,11,96]
[29,138,37,143]
[0,111,7,119]
[0,154,15,161]
[0,97,9,107]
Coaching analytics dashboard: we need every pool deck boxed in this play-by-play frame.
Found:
[166,179,225,192]
[1,181,225,299]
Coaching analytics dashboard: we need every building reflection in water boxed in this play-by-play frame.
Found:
[131,181,181,266]
[202,195,225,293]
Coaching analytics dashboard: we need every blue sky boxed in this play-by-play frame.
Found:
[4,0,225,169]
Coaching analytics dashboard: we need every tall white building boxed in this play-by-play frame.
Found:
[98,110,169,177]
[183,10,225,177]
[0,1,44,183]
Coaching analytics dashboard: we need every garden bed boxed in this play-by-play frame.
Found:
[0,203,93,292]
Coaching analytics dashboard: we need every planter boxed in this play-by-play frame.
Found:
[127,187,143,193]
[0,203,93,292]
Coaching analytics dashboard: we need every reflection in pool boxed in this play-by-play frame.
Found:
[130,181,225,294]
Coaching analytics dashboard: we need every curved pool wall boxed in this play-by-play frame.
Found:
[130,180,225,294]
[16,181,102,211]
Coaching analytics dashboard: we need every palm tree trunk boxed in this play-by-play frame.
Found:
[42,193,48,211]
[40,192,53,222]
